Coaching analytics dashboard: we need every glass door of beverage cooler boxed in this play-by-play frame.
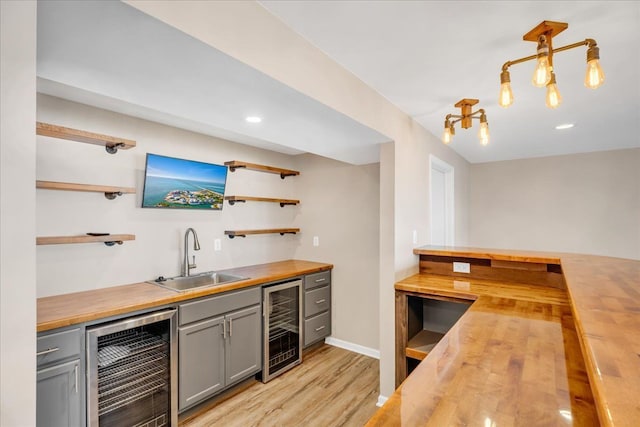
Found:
[262,279,302,382]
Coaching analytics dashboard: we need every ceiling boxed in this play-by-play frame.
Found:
[260,1,640,163]
[37,1,639,165]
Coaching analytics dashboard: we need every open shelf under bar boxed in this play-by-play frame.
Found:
[36,234,136,246]
[224,161,300,179]
[405,329,446,361]
[36,181,136,199]
[225,196,299,207]
[36,122,136,153]
[225,228,300,239]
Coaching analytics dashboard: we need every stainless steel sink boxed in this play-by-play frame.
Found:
[148,271,248,292]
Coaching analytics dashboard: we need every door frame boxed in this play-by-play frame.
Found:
[429,154,455,246]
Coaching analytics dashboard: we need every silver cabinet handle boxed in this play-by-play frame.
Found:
[222,319,227,338]
[36,347,59,356]
[229,318,233,337]
[74,365,78,394]
[315,325,326,332]
[314,278,326,283]
[315,299,326,304]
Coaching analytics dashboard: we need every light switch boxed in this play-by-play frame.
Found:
[313,236,319,247]
[214,238,222,251]
[412,230,418,244]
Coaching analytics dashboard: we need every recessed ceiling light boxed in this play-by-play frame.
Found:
[555,123,574,130]
[245,116,262,123]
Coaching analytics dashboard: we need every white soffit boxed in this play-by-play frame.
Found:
[36,1,391,165]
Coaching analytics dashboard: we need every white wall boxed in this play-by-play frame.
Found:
[0,1,37,425]
[294,154,380,350]
[125,1,471,400]
[37,94,301,296]
[470,149,640,260]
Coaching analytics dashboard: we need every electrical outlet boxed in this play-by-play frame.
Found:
[313,236,319,247]
[214,239,222,251]
[453,262,470,273]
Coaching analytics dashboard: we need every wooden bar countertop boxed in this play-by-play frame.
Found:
[368,246,639,427]
[37,259,332,332]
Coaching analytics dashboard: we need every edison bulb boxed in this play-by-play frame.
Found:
[532,56,552,87]
[442,127,452,144]
[498,82,514,108]
[585,59,605,89]
[478,122,490,146]
[546,82,562,109]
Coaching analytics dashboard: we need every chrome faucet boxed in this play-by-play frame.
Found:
[182,228,201,276]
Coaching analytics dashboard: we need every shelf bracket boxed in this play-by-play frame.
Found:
[104,191,123,200]
[227,234,246,239]
[104,240,124,247]
[105,143,126,154]
[228,165,246,173]
[279,231,297,236]
[279,202,296,207]
[227,199,246,206]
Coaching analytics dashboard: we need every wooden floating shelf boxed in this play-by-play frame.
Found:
[405,329,445,361]
[224,161,300,179]
[36,234,136,246]
[225,196,299,207]
[36,181,136,200]
[36,122,136,154]
[225,228,300,239]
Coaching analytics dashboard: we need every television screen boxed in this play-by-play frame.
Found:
[142,153,228,210]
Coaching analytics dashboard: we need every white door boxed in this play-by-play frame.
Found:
[429,155,454,246]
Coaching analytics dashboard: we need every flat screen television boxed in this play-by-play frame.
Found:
[141,153,228,210]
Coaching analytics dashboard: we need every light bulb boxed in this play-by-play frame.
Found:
[585,59,605,89]
[499,82,514,108]
[478,121,489,146]
[442,126,452,144]
[532,36,552,88]
[498,70,513,108]
[546,76,562,109]
[532,56,552,87]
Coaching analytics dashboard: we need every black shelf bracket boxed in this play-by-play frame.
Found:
[227,234,246,239]
[105,142,126,154]
[227,199,246,206]
[104,191,123,200]
[279,231,297,236]
[228,165,246,173]
[104,240,124,247]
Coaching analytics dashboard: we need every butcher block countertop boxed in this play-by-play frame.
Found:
[37,259,332,332]
[368,246,639,427]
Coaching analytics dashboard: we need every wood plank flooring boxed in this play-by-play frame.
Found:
[180,344,379,427]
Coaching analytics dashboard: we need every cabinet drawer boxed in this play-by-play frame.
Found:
[179,287,260,326]
[304,311,330,347]
[304,285,330,318]
[304,270,331,290]
[37,328,81,367]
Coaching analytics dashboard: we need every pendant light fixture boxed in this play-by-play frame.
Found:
[442,99,489,146]
[498,21,604,109]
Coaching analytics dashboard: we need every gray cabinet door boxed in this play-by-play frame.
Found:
[37,359,81,427]
[178,316,225,411]
[225,304,261,386]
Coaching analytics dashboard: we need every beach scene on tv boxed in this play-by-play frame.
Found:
[142,154,228,210]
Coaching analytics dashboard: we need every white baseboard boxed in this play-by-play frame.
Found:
[324,336,380,359]
[376,395,388,407]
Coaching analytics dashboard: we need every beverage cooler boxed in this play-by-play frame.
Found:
[86,309,177,426]
[262,279,302,382]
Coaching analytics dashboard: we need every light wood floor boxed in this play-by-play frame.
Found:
[180,344,380,427]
